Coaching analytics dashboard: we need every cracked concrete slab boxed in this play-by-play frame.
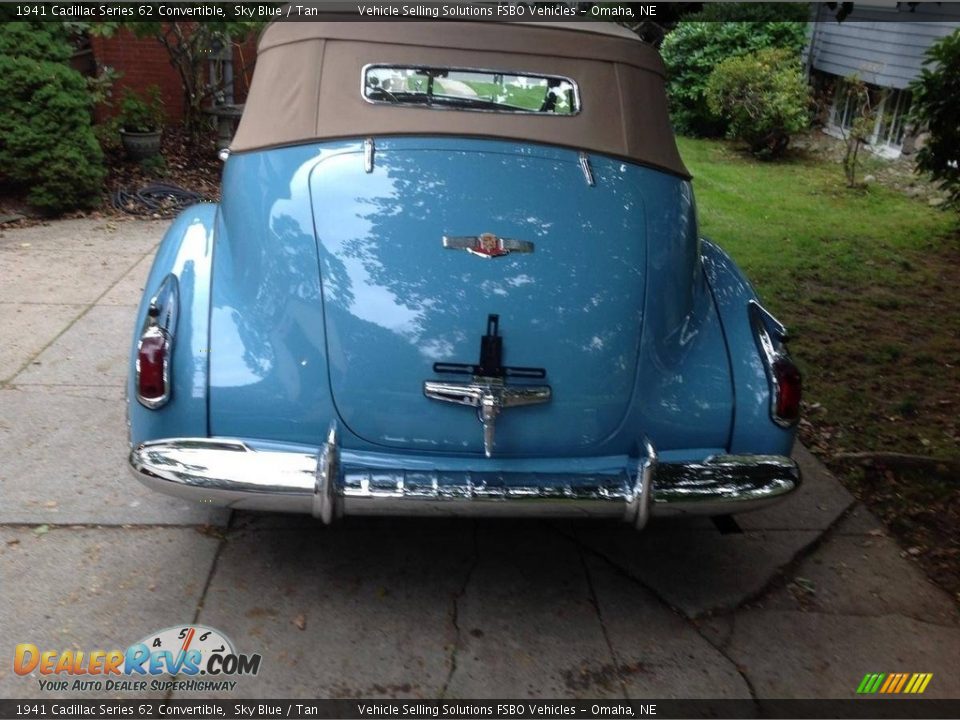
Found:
[736,444,854,532]
[183,519,475,699]
[99,254,154,307]
[583,555,752,698]
[700,610,960,698]
[0,303,84,383]
[12,305,135,386]
[0,247,145,305]
[574,521,819,618]
[834,502,885,535]
[1,216,956,703]
[757,514,960,627]
[0,386,227,526]
[0,218,163,257]
[443,522,619,699]
[0,526,220,699]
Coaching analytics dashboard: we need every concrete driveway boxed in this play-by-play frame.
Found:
[1,218,957,700]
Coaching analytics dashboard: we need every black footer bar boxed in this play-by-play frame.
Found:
[2,699,960,720]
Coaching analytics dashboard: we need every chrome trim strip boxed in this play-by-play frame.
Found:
[363,137,375,173]
[129,439,801,525]
[360,63,582,117]
[578,151,595,187]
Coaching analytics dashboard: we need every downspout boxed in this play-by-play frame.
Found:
[804,3,824,83]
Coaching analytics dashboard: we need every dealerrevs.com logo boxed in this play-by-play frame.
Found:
[14,625,261,693]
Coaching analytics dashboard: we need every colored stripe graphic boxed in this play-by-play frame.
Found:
[856,673,932,694]
[880,673,900,693]
[893,673,909,693]
[857,673,885,694]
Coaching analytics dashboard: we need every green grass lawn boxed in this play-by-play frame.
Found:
[679,136,959,462]
[680,136,959,596]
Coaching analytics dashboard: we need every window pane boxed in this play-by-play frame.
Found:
[363,66,579,115]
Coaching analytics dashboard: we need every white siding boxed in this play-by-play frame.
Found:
[807,4,960,88]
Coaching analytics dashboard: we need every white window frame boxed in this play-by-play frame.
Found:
[824,80,912,159]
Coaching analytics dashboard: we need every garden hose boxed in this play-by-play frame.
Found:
[111,182,208,217]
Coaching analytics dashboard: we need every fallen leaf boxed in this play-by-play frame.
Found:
[33,525,49,536]
[292,614,306,631]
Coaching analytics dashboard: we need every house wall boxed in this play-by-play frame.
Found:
[806,4,960,89]
[90,29,185,122]
[89,29,258,124]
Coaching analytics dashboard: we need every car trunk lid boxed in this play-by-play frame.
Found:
[310,143,647,456]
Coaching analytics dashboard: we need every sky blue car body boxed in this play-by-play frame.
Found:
[127,22,800,526]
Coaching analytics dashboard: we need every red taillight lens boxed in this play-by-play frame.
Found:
[772,357,801,425]
[137,330,169,406]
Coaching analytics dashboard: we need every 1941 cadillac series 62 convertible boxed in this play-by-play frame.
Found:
[128,20,802,528]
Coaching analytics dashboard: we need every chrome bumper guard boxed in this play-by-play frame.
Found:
[129,430,799,530]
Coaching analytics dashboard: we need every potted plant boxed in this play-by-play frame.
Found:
[117,86,165,161]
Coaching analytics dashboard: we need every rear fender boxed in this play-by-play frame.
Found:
[127,204,217,446]
[701,239,796,456]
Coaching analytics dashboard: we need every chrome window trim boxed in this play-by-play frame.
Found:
[360,63,582,116]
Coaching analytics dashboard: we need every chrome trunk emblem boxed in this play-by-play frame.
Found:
[424,379,550,458]
[423,315,550,457]
[442,233,534,258]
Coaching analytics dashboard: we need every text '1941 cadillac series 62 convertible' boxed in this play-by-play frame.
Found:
[128,20,802,529]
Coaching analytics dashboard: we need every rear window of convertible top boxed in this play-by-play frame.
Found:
[362,65,580,115]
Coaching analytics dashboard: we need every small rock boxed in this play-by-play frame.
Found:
[929,197,945,206]
[292,614,306,631]
[863,174,876,184]
[907,546,922,556]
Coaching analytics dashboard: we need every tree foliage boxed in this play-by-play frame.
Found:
[0,22,104,214]
[661,20,808,136]
[910,29,960,208]
[91,20,266,135]
[705,48,810,158]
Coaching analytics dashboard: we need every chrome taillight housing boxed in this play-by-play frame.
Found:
[748,300,801,427]
[136,274,178,409]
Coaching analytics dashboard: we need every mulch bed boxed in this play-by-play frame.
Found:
[103,125,222,217]
[0,124,222,229]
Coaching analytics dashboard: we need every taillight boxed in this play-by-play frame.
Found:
[137,326,169,406]
[748,300,800,428]
[772,357,802,426]
[136,274,178,410]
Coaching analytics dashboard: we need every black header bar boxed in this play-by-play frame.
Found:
[1,2,959,24]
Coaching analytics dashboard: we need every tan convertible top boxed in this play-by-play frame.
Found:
[232,20,689,178]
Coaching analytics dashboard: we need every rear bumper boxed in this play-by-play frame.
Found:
[129,432,800,530]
